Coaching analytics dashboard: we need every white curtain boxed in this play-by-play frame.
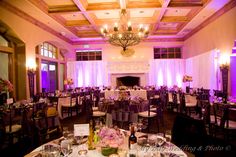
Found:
[148,59,185,87]
[67,61,108,87]
[185,50,219,90]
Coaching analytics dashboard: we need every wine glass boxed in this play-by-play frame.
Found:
[63,127,70,139]
[165,130,172,144]
[61,139,71,157]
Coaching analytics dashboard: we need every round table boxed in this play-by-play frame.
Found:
[26,131,187,157]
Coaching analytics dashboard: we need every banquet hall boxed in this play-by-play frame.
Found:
[0,0,236,157]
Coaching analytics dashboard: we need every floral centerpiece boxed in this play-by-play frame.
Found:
[97,127,124,156]
[183,75,193,93]
[0,77,13,93]
[0,77,13,105]
[119,86,127,90]
[64,78,74,89]
[182,75,193,82]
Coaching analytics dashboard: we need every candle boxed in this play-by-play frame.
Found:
[109,154,120,157]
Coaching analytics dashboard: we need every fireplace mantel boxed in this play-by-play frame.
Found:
[107,61,149,73]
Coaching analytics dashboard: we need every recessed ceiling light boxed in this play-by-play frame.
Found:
[60,32,66,36]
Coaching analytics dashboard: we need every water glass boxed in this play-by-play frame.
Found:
[61,139,72,157]
[63,127,70,139]
[165,130,172,143]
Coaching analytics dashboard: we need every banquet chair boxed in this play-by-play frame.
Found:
[0,104,23,147]
[138,98,158,133]
[85,98,106,124]
[59,95,78,118]
[184,94,198,116]
[168,92,179,112]
[32,102,61,145]
[212,103,236,141]
[172,114,207,157]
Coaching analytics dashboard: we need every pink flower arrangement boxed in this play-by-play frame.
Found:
[64,78,74,85]
[98,127,124,148]
[183,75,193,82]
[0,77,13,93]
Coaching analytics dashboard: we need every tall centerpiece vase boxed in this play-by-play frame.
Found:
[0,92,7,105]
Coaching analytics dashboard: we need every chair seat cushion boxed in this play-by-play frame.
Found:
[47,107,58,117]
[138,111,157,118]
[227,120,236,129]
[150,108,156,112]
[93,111,106,117]
[5,124,22,133]
[186,102,196,107]
[92,107,99,111]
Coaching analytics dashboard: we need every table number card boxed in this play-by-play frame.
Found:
[74,124,89,136]
[7,98,14,105]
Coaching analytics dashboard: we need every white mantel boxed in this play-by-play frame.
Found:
[107,61,150,74]
[107,61,149,87]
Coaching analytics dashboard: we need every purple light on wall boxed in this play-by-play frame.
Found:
[41,71,48,90]
[230,56,236,96]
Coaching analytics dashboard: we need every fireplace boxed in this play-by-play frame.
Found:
[117,76,140,87]
[110,73,147,88]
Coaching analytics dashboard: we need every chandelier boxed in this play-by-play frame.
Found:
[100,9,149,54]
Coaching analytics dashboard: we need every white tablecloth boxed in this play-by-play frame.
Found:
[130,90,147,100]
[27,132,187,157]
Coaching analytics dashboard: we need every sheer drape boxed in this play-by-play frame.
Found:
[148,59,185,87]
[67,61,108,87]
[185,50,218,90]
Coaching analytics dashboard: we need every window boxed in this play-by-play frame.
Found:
[76,50,102,61]
[40,42,57,59]
[154,47,182,59]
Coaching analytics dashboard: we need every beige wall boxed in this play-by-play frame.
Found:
[0,6,74,98]
[71,41,184,62]
[183,6,236,58]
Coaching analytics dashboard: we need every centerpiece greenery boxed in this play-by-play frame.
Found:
[97,127,124,156]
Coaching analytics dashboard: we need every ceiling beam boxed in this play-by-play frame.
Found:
[152,0,171,32]
[0,0,71,43]
[48,5,79,13]
[73,0,101,36]
[28,0,79,40]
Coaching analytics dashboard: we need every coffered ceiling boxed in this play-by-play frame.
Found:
[0,0,234,44]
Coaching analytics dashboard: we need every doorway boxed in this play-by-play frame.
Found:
[41,60,57,92]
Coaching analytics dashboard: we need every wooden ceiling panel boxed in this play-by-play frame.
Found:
[168,0,206,7]
[44,0,75,6]
[60,12,86,21]
[164,8,191,16]
[129,9,156,18]
[126,0,162,8]
[93,10,120,19]
[6,0,229,42]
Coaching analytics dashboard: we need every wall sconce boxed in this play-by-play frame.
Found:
[26,58,36,98]
[219,54,230,97]
[219,54,230,70]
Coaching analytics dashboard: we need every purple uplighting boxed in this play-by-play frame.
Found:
[230,56,236,96]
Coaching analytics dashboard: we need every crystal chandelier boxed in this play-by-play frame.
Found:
[100,9,149,53]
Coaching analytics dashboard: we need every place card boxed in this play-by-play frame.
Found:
[74,124,89,136]
[7,98,14,105]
